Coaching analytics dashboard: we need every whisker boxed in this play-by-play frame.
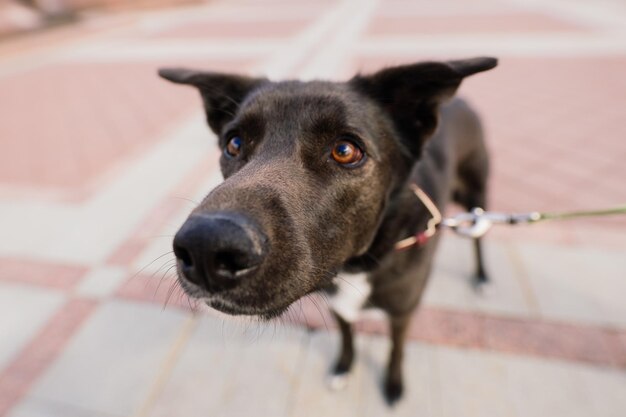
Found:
[130,251,174,282]
[309,295,330,332]
[153,263,178,296]
[163,279,180,310]
[334,275,366,296]
[171,196,201,207]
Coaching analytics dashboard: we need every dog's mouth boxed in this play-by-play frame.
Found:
[177,266,293,319]
[202,296,289,319]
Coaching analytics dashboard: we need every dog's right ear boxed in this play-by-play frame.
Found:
[350,57,497,158]
[158,68,268,134]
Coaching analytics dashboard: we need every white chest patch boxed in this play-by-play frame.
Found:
[327,272,372,323]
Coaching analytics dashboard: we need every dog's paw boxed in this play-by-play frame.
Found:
[383,379,404,406]
[472,274,494,296]
[326,372,350,391]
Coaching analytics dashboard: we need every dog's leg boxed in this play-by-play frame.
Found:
[454,153,490,289]
[469,185,489,288]
[469,192,490,290]
[328,311,354,391]
[472,236,489,288]
[384,313,411,405]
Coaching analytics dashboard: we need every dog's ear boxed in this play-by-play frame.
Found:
[158,68,268,134]
[350,57,497,157]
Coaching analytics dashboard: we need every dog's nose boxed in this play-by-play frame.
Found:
[173,213,267,291]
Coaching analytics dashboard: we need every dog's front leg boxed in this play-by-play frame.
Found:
[473,237,490,288]
[328,311,354,390]
[385,313,411,405]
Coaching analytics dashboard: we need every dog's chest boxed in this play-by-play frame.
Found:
[327,272,373,323]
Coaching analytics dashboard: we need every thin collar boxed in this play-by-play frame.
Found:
[394,184,442,250]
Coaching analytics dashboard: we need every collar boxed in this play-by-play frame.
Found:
[394,184,442,250]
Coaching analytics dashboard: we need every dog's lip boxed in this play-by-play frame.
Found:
[202,297,278,317]
[202,295,288,318]
[177,273,288,317]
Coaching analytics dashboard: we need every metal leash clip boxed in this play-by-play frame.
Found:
[441,208,542,239]
[396,182,626,249]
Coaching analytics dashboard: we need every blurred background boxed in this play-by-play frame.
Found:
[0,0,625,416]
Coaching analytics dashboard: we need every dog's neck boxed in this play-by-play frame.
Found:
[343,180,433,272]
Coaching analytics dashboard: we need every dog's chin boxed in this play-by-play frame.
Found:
[203,297,288,320]
[177,276,291,319]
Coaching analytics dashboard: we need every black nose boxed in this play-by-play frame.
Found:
[173,213,267,291]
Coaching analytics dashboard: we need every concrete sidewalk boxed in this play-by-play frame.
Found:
[1,0,625,416]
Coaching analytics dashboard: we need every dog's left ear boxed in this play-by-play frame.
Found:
[350,57,497,157]
[158,68,268,134]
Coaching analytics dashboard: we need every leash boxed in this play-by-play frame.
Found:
[394,185,626,251]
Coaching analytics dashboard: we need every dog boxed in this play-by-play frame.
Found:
[158,56,497,404]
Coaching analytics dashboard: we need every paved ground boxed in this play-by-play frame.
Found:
[1,0,625,416]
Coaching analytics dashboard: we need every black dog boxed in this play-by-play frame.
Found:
[159,57,497,404]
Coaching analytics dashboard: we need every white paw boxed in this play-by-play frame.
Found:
[326,373,349,391]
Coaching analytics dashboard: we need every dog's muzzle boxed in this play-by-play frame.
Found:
[173,212,268,293]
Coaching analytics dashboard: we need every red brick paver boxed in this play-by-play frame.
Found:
[0,59,253,200]
[365,12,587,36]
[0,299,98,416]
[0,63,194,189]
[0,258,87,290]
[151,16,320,39]
[289,298,626,369]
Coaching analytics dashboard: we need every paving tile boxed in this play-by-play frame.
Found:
[8,396,117,417]
[290,330,369,417]
[424,236,534,318]
[0,283,65,371]
[0,62,197,189]
[503,352,626,417]
[114,273,193,313]
[481,315,623,368]
[370,0,515,16]
[0,114,215,265]
[435,347,516,417]
[515,242,626,327]
[365,12,586,36]
[150,17,319,39]
[29,299,188,417]
[0,257,87,290]
[409,307,485,350]
[575,247,626,326]
[127,168,223,273]
[436,346,626,417]
[74,266,129,298]
[577,358,626,417]
[146,316,307,417]
[105,198,183,268]
[0,298,97,417]
[619,331,626,358]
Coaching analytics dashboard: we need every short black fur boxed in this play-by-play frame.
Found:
[159,57,497,404]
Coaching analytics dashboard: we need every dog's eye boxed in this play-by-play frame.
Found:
[225,136,242,158]
[331,140,364,166]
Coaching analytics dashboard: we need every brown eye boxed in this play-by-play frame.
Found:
[225,136,242,158]
[331,140,364,166]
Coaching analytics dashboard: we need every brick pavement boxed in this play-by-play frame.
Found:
[1,0,625,416]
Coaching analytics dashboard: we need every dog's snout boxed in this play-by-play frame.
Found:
[173,213,267,291]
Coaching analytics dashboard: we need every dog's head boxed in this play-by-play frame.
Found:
[159,57,496,318]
